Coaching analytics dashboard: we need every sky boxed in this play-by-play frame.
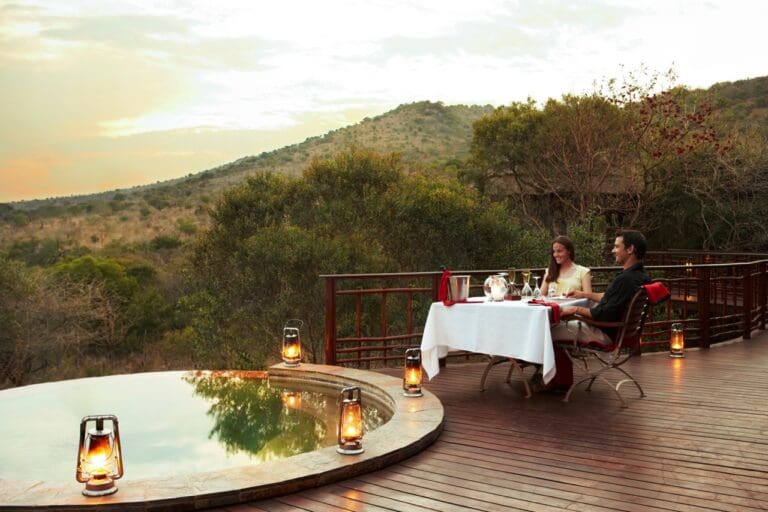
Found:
[1,0,766,203]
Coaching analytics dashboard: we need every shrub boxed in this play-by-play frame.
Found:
[176,218,198,235]
[149,235,183,251]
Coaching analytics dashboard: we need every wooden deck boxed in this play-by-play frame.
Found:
[222,335,768,512]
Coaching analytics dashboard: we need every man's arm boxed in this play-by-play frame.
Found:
[561,289,604,317]
[561,305,593,318]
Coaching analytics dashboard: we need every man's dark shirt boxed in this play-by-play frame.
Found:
[589,262,651,339]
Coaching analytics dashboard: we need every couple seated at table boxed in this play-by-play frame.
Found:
[536,230,652,393]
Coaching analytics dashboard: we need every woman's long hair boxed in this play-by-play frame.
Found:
[545,236,575,283]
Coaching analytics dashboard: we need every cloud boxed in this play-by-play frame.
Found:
[1,0,767,201]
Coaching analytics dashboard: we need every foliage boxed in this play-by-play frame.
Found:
[378,175,527,269]
[465,99,542,195]
[149,235,183,250]
[467,95,631,231]
[466,68,768,251]
[52,255,138,300]
[0,255,31,385]
[8,238,65,266]
[563,212,611,267]
[176,218,198,235]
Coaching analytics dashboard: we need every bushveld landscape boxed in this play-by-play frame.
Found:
[1,72,767,388]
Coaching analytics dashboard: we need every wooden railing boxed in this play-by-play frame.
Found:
[322,252,768,368]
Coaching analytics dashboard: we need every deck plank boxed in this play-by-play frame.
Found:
[213,335,768,512]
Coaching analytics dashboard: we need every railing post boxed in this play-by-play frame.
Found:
[760,261,767,330]
[324,276,337,365]
[432,272,441,301]
[698,266,710,348]
[380,291,388,365]
[743,264,753,340]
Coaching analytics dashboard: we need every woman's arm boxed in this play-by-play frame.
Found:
[582,269,593,294]
[568,289,604,302]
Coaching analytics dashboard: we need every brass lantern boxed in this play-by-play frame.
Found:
[76,415,123,497]
[670,322,685,358]
[336,386,364,455]
[403,348,423,397]
[281,319,303,367]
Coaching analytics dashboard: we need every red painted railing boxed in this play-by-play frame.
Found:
[322,252,768,367]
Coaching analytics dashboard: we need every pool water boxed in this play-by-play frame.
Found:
[0,371,388,481]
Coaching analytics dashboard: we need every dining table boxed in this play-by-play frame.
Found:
[420,296,589,386]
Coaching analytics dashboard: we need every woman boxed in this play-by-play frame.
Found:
[541,235,592,297]
[539,235,592,394]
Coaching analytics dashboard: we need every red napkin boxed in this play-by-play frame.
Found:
[528,299,561,323]
[643,281,671,305]
[438,268,453,305]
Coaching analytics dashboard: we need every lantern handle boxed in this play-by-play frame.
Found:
[284,318,304,329]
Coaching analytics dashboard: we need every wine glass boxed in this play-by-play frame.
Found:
[532,275,541,299]
[521,275,533,301]
[548,282,558,299]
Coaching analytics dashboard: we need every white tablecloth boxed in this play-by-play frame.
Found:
[420,298,588,384]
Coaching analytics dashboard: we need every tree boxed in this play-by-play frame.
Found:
[378,175,530,270]
[468,95,631,231]
[0,255,125,386]
[597,68,738,240]
[467,99,541,197]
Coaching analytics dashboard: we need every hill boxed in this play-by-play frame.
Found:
[0,101,493,250]
[708,75,768,131]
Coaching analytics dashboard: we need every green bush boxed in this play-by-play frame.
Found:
[8,238,63,266]
[149,235,183,251]
[176,218,198,235]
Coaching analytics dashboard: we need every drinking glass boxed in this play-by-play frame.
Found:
[521,281,533,301]
[507,280,517,298]
[521,270,531,286]
[548,283,558,299]
[532,276,541,299]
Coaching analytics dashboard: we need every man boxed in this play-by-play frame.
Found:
[561,229,652,340]
[545,230,651,391]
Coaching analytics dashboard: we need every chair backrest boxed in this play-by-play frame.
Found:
[614,288,650,351]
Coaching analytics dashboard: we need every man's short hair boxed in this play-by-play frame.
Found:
[617,230,647,259]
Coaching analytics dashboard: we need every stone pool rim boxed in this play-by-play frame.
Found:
[0,364,444,512]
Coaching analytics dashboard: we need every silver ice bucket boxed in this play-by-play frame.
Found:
[448,275,471,301]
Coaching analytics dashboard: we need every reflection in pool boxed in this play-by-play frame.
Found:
[0,371,388,482]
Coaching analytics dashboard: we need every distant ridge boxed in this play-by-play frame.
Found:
[5,101,493,211]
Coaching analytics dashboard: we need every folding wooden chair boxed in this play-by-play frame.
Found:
[555,288,650,407]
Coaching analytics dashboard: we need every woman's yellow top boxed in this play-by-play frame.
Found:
[551,264,590,294]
